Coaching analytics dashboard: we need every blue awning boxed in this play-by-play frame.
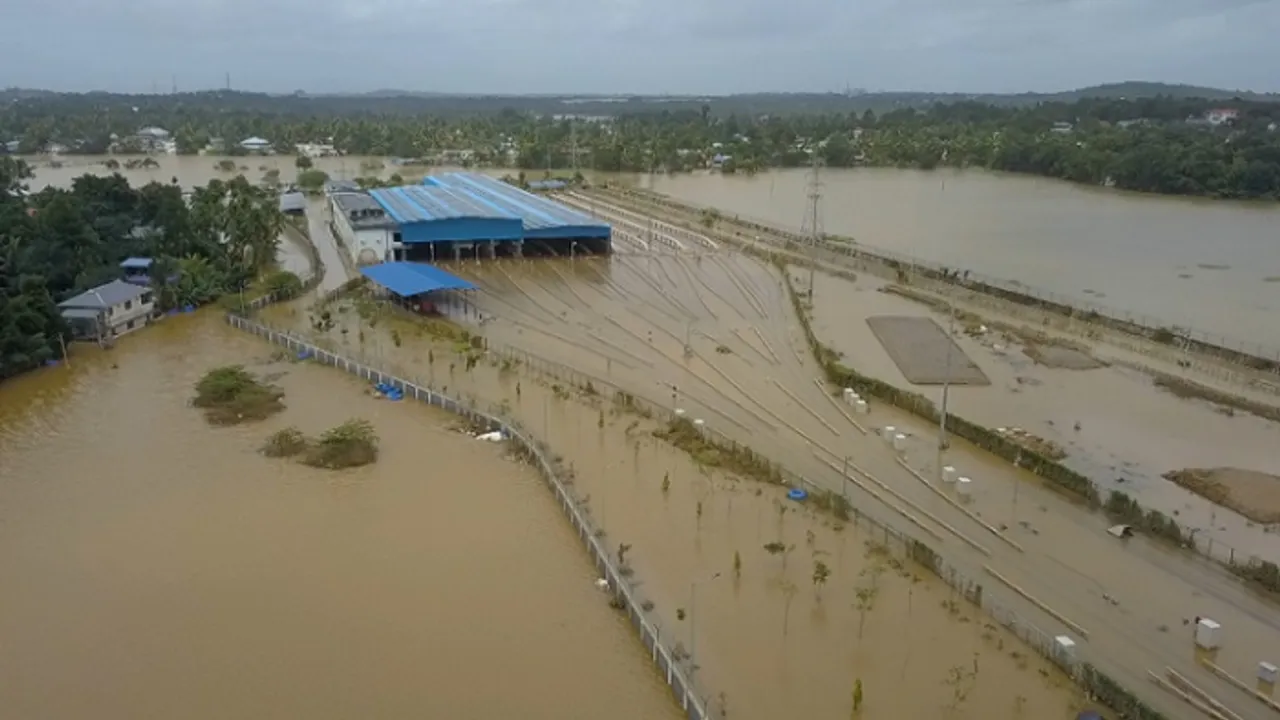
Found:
[360,262,476,297]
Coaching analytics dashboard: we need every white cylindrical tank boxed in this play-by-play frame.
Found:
[956,477,973,499]
[893,433,908,451]
[942,466,957,483]
[693,419,706,435]
[842,388,855,404]
[882,425,896,441]
[675,408,686,418]
[854,399,869,415]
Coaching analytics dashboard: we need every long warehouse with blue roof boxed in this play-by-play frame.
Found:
[328,172,612,264]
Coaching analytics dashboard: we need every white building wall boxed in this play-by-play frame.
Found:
[105,294,156,336]
[329,196,395,266]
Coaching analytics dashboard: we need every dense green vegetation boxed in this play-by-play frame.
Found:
[192,365,286,425]
[3,89,1280,198]
[0,156,286,381]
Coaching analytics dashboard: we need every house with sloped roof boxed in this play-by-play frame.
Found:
[58,279,157,341]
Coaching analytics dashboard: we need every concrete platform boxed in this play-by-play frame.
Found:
[865,315,991,386]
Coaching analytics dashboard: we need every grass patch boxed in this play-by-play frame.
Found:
[193,366,285,425]
[654,416,784,484]
[300,418,379,469]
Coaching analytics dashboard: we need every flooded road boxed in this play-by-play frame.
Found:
[643,168,1280,353]
[261,292,1099,719]
[409,246,1280,720]
[0,312,680,720]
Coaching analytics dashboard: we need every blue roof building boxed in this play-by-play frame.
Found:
[365,172,611,260]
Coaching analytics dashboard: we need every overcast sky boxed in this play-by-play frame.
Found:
[4,0,1278,95]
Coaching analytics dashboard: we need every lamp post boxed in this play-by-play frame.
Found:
[935,303,956,483]
[690,571,722,683]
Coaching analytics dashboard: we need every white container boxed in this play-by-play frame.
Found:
[693,419,706,435]
[956,477,973,499]
[842,388,855,404]
[1195,618,1221,650]
[1258,662,1278,685]
[893,433,908,451]
[854,399,869,415]
[1054,635,1077,663]
[942,466,957,483]
[675,408,686,419]
[882,426,896,441]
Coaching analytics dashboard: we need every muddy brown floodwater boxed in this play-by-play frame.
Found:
[266,241,1280,719]
[0,311,681,720]
[262,291,1100,719]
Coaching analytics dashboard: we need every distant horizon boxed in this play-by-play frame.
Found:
[5,80,1279,100]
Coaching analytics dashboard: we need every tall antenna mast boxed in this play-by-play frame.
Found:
[800,149,823,298]
[225,72,231,91]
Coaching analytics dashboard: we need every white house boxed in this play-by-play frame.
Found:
[58,279,157,341]
[330,192,400,265]
[1205,108,1240,126]
[239,136,273,153]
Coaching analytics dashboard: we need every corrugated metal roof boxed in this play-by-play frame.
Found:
[120,257,153,269]
[438,173,603,231]
[360,262,476,297]
[58,280,148,310]
[367,173,608,234]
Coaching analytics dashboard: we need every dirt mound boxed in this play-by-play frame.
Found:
[1162,468,1280,524]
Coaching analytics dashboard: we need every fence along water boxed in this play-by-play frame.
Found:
[241,267,1162,719]
[483,338,1169,719]
[223,313,710,720]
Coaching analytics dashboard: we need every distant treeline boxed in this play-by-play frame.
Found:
[3,86,1280,199]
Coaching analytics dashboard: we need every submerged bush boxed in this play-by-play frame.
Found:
[193,365,285,425]
[302,418,379,469]
[261,427,308,457]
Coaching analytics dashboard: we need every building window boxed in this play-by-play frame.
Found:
[126,319,134,330]
[124,300,133,311]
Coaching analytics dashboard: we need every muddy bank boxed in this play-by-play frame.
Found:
[0,312,680,720]
[1164,469,1280,525]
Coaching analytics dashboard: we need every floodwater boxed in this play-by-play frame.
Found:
[803,267,1280,562]
[644,168,1280,353]
[28,154,1280,351]
[259,242,1279,720]
[0,311,681,720]
[261,293,1099,720]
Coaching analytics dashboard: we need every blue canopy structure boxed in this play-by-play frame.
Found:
[359,262,476,297]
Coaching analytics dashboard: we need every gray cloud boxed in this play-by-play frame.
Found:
[3,0,1277,93]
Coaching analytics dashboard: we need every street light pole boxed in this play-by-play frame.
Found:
[690,571,721,684]
[936,304,955,482]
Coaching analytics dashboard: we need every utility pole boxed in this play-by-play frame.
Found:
[570,119,577,175]
[935,303,956,482]
[800,150,823,298]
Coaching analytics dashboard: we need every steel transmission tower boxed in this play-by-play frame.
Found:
[800,150,824,297]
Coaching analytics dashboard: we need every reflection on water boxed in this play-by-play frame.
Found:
[0,311,680,720]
